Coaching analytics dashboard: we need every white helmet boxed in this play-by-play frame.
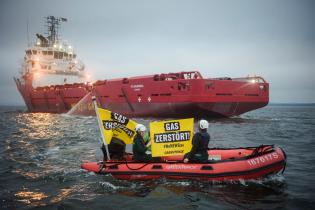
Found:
[199,120,209,129]
[136,124,147,132]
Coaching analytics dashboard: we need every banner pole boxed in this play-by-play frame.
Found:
[92,96,111,160]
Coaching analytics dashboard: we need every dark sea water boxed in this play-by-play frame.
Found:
[0,104,315,210]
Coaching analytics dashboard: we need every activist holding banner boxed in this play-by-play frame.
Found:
[96,107,137,160]
[183,119,210,163]
[150,118,194,158]
[133,124,160,162]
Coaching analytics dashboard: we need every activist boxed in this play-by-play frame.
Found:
[183,119,210,163]
[101,137,126,161]
[133,124,159,162]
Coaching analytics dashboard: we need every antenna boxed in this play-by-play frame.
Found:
[26,17,30,47]
[45,16,67,46]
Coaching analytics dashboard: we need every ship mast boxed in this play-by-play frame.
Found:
[45,16,67,46]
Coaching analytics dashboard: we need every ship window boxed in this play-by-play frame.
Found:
[63,52,68,58]
[42,51,47,55]
[73,54,77,58]
[32,50,37,55]
[48,51,53,55]
[54,51,63,59]
[26,50,31,55]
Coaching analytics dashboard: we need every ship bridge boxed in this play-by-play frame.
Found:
[21,16,88,86]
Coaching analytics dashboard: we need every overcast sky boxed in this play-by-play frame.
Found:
[0,0,314,105]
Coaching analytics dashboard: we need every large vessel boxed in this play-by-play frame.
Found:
[15,16,269,118]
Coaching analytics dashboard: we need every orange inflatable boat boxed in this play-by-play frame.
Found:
[81,145,286,181]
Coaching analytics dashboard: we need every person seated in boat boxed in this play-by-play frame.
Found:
[101,137,126,161]
[183,119,210,163]
[133,124,159,162]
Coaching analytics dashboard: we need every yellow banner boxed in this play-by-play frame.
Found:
[97,108,137,144]
[150,118,194,157]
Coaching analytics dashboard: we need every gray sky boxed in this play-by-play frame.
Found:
[0,0,314,105]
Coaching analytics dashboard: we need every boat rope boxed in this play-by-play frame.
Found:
[97,160,151,172]
[124,161,151,170]
[98,161,106,173]
[249,145,274,158]
[209,144,274,151]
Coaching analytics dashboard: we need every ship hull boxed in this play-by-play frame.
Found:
[15,72,269,118]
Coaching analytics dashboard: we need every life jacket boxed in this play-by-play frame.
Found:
[133,134,150,161]
[195,131,210,155]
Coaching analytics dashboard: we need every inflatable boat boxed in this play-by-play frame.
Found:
[81,145,286,181]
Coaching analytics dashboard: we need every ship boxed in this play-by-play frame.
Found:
[14,16,269,118]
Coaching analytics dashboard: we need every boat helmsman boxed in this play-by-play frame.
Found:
[184,120,210,163]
